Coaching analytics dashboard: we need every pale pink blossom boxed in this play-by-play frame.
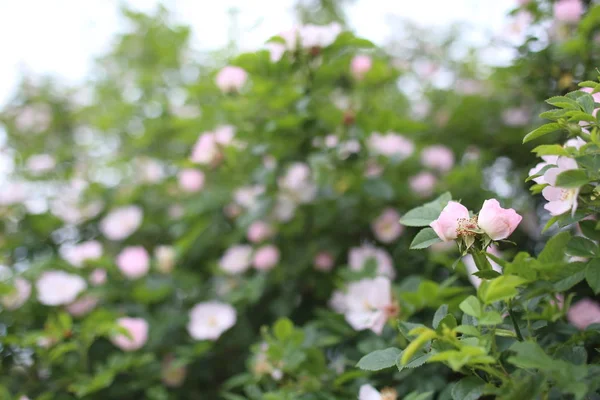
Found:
[543,157,578,186]
[111,317,149,351]
[116,246,150,279]
[477,199,522,241]
[253,245,280,271]
[358,384,382,400]
[278,163,317,203]
[328,290,348,313]
[155,246,176,274]
[429,201,470,242]
[568,298,600,329]
[247,221,274,243]
[1,278,31,310]
[14,104,52,133]
[314,251,334,272]
[409,172,437,197]
[528,155,559,184]
[0,182,27,205]
[462,246,503,288]
[341,277,396,335]
[543,186,579,216]
[564,137,586,149]
[219,245,253,274]
[178,169,205,192]
[371,208,403,243]
[421,145,454,172]
[89,269,107,286]
[187,301,237,340]
[135,157,164,184]
[517,0,532,5]
[36,271,86,306]
[215,66,248,93]
[502,107,529,127]
[190,133,219,165]
[60,240,103,267]
[214,125,236,145]
[554,0,583,23]
[26,154,56,174]
[367,132,414,160]
[66,295,98,317]
[100,206,143,241]
[351,55,372,80]
[348,244,395,278]
[299,23,342,49]
[274,194,297,222]
[234,185,265,210]
[364,160,384,178]
[266,42,286,62]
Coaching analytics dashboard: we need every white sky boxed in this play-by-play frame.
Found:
[0,0,516,106]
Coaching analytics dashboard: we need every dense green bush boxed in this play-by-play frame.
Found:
[1,1,600,399]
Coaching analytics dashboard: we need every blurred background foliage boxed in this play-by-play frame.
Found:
[0,0,599,399]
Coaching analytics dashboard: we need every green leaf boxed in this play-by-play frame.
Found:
[545,96,581,110]
[523,123,562,143]
[577,94,595,114]
[410,228,442,250]
[362,179,394,200]
[459,296,482,318]
[356,347,402,371]
[451,376,486,400]
[507,341,553,370]
[400,192,452,227]
[566,236,598,258]
[478,311,504,326]
[454,325,480,336]
[479,275,527,304]
[436,314,457,332]
[576,154,600,171]
[532,144,569,157]
[586,259,600,294]
[396,350,431,372]
[404,391,434,400]
[579,220,600,241]
[472,270,502,279]
[273,318,294,341]
[432,304,448,329]
[539,109,570,120]
[555,169,589,188]
[539,231,571,264]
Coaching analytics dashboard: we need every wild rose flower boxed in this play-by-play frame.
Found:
[161,354,187,387]
[429,201,470,242]
[359,384,398,400]
[66,295,98,317]
[342,277,397,335]
[89,269,107,286]
[111,317,149,351]
[215,66,248,93]
[462,246,503,288]
[502,107,529,127]
[278,163,317,203]
[247,221,274,243]
[351,55,372,80]
[155,246,176,274]
[116,246,150,279]
[564,137,586,150]
[178,169,205,192]
[314,251,334,272]
[348,244,395,278]
[542,157,580,216]
[253,245,280,271]
[26,154,55,174]
[60,240,103,267]
[299,22,342,50]
[266,42,286,62]
[100,206,143,241]
[0,182,27,206]
[135,157,164,183]
[409,172,437,197]
[528,155,559,184]
[219,245,253,274]
[36,271,86,306]
[328,290,348,313]
[543,157,578,186]
[190,133,219,165]
[234,185,265,210]
[421,145,454,172]
[187,301,237,340]
[568,298,600,329]
[371,208,404,243]
[477,199,522,240]
[367,132,414,160]
[554,0,583,23]
[1,278,31,310]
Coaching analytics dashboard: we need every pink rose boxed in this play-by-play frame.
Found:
[89,269,107,286]
[247,221,274,243]
[219,245,253,274]
[350,55,372,80]
[116,246,150,279]
[429,201,470,242]
[477,199,522,240]
[66,295,98,317]
[253,245,280,271]
[215,66,248,93]
[178,169,205,192]
[111,317,149,351]
[371,208,403,243]
[409,172,437,197]
[568,298,600,329]
[314,251,334,272]
[421,145,454,172]
[554,0,583,23]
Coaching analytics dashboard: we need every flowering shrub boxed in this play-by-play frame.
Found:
[1,2,600,399]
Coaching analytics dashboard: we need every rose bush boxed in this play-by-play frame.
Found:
[0,1,600,399]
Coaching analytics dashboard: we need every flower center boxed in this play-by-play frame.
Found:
[456,216,478,237]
